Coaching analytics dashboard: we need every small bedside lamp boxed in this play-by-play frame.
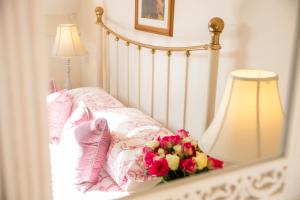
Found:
[200,69,284,163]
[52,24,87,89]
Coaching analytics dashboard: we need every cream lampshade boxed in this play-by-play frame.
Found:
[52,24,87,89]
[200,69,284,163]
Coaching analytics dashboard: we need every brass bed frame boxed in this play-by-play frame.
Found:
[95,6,224,131]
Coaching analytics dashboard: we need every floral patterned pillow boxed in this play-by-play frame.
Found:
[68,87,124,112]
[93,108,174,192]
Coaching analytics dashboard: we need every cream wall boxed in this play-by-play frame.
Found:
[76,0,104,87]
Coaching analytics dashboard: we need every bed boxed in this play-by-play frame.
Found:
[48,6,224,200]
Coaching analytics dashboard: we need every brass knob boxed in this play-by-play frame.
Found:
[95,7,104,24]
[208,17,224,33]
[208,17,224,50]
[95,7,104,16]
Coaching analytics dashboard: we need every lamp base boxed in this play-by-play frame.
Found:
[64,58,71,89]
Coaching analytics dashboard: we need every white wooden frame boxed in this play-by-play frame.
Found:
[0,1,299,200]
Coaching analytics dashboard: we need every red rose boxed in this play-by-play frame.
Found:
[157,136,161,142]
[180,158,197,174]
[183,142,195,157]
[148,158,169,177]
[177,129,189,137]
[144,152,156,167]
[208,157,224,169]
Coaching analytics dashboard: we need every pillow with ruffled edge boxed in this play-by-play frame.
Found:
[63,101,93,131]
[58,118,111,192]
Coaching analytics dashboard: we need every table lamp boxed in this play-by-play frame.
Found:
[200,69,284,163]
[52,24,87,89]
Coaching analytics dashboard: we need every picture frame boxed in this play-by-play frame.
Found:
[135,0,175,36]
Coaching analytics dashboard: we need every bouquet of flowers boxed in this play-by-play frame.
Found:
[143,129,223,181]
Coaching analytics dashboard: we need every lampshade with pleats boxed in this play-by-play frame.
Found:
[52,24,87,58]
[200,69,284,163]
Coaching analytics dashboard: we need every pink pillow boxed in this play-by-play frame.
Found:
[59,118,111,192]
[63,101,93,130]
[49,79,59,93]
[47,90,72,144]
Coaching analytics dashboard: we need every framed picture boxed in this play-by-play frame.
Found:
[135,0,175,36]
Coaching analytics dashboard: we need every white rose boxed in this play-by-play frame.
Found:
[146,140,160,150]
[182,137,192,143]
[154,156,163,161]
[166,154,180,171]
[173,145,182,155]
[193,152,208,170]
[158,148,165,156]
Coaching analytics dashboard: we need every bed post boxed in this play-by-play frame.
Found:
[206,17,224,129]
[95,7,108,90]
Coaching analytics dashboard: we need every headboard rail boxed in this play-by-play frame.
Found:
[94,6,224,131]
[95,7,224,52]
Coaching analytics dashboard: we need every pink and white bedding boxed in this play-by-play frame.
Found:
[49,87,174,199]
[68,87,124,112]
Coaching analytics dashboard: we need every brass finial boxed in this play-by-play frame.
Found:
[125,41,130,46]
[95,7,104,24]
[151,49,155,54]
[208,17,224,50]
[167,50,172,57]
[186,50,191,57]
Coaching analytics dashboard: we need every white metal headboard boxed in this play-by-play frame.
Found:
[95,6,224,132]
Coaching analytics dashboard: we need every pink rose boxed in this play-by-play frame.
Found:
[148,158,169,177]
[144,152,156,167]
[183,142,195,157]
[180,158,197,174]
[170,135,182,145]
[160,136,173,149]
[177,129,189,137]
[143,146,152,154]
[208,157,224,169]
